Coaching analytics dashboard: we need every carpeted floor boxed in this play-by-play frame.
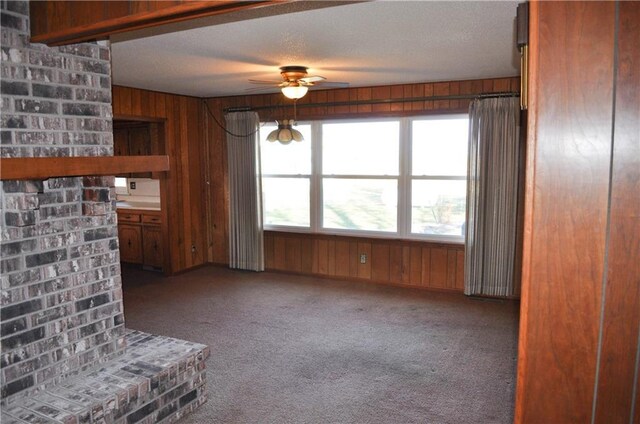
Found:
[121,265,519,424]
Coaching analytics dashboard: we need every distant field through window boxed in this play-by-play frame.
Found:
[259,115,469,242]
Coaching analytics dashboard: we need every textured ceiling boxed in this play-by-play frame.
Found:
[111,1,520,98]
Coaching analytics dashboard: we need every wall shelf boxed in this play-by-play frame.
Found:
[0,155,170,180]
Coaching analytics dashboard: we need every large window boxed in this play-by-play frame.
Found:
[260,123,312,228]
[259,115,468,242]
[411,117,468,237]
[322,121,399,233]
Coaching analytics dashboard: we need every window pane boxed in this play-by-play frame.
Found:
[260,124,311,175]
[263,178,310,227]
[412,118,469,176]
[411,180,466,236]
[323,121,399,175]
[323,179,397,232]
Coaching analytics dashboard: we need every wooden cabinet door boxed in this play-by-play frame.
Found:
[118,224,143,264]
[142,226,163,268]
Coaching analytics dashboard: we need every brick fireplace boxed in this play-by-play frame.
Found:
[1,1,208,422]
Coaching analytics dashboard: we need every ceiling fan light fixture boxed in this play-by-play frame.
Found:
[281,84,308,100]
[267,120,304,144]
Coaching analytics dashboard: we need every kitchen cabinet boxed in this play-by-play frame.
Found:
[118,224,143,263]
[142,226,163,268]
[117,209,163,270]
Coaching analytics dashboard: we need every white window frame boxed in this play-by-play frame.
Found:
[260,114,468,244]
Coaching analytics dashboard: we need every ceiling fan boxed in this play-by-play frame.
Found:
[249,66,348,99]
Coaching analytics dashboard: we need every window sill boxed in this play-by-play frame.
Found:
[264,228,465,247]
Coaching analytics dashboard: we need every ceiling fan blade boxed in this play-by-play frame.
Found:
[248,79,285,85]
[299,75,326,83]
[314,81,350,88]
[244,86,281,92]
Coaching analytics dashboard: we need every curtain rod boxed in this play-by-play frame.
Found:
[223,91,519,113]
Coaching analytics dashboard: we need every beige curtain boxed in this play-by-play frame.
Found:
[226,111,264,271]
[465,97,521,296]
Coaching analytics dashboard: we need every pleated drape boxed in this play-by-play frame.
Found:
[464,97,521,297]
[226,111,264,271]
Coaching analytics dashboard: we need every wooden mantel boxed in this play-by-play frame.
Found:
[0,155,169,180]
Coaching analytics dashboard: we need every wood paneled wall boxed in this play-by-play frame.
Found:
[112,85,207,275]
[265,232,464,291]
[515,2,640,423]
[30,1,282,45]
[204,77,519,290]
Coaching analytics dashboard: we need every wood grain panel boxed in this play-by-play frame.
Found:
[112,86,207,275]
[0,156,168,180]
[388,245,403,284]
[263,233,464,292]
[420,247,431,287]
[593,3,640,423]
[356,242,372,279]
[446,249,457,289]
[300,237,313,274]
[409,246,422,285]
[371,244,390,282]
[264,233,274,269]
[30,0,284,45]
[455,250,465,290]
[401,246,411,285]
[515,2,616,422]
[285,237,301,272]
[335,241,351,277]
[317,239,329,275]
[273,236,286,270]
[429,247,447,289]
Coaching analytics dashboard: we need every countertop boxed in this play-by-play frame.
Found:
[116,200,161,211]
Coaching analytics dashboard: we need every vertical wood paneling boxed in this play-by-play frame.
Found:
[317,239,329,274]
[349,241,359,278]
[263,233,464,292]
[371,243,390,282]
[300,237,313,274]
[113,86,207,275]
[371,86,391,114]
[593,3,640,423]
[285,237,301,272]
[401,246,412,285]
[516,2,616,422]
[433,82,449,110]
[389,245,403,284]
[273,236,286,270]
[327,240,336,275]
[420,247,431,287]
[455,250,465,290]
[409,246,422,285]
[446,249,457,289]
[357,242,371,279]
[264,233,274,269]
[335,241,350,277]
[429,247,447,288]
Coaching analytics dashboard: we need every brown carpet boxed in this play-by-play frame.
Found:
[121,265,519,424]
